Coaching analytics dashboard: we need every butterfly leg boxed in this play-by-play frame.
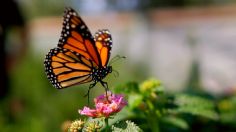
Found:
[100,81,110,101]
[84,82,96,105]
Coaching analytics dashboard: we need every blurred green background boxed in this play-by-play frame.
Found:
[1,0,236,131]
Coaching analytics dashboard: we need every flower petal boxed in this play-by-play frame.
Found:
[79,92,127,118]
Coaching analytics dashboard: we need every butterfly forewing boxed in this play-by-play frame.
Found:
[58,7,102,66]
[44,48,93,89]
[94,29,112,66]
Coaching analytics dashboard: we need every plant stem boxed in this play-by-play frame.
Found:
[148,115,159,132]
[105,118,109,132]
[147,100,160,132]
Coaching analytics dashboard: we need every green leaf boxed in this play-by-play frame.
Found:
[128,94,143,110]
[112,120,143,132]
[162,116,189,130]
[170,94,218,120]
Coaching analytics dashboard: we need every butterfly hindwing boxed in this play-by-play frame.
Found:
[58,7,102,67]
[44,47,93,89]
[94,29,113,66]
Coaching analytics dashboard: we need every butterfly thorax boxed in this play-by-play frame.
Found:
[92,66,112,82]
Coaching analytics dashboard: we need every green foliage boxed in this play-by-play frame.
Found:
[112,120,142,132]
[170,94,219,120]
[218,96,236,126]
[162,116,189,130]
[113,79,227,131]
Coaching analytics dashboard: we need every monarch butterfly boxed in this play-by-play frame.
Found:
[44,7,113,98]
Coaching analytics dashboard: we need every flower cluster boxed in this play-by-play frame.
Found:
[79,91,127,118]
[83,121,102,132]
[68,119,85,132]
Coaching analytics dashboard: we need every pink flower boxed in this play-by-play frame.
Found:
[79,91,127,118]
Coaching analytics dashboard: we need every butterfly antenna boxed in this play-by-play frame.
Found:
[112,69,119,78]
[108,55,126,65]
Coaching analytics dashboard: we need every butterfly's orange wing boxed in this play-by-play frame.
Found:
[94,29,112,67]
[58,7,102,67]
[44,48,93,89]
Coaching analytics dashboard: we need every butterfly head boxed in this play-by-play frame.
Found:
[107,65,112,74]
[101,65,112,79]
